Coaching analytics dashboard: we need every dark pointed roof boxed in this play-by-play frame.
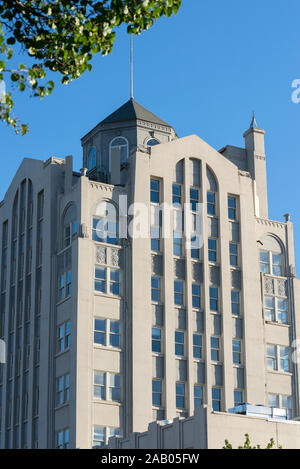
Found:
[100,98,172,128]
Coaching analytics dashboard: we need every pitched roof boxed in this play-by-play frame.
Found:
[100,98,172,127]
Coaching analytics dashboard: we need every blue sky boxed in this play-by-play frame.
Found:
[1,0,299,265]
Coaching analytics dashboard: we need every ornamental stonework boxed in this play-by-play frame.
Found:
[95,245,106,265]
[264,276,275,295]
[110,248,120,267]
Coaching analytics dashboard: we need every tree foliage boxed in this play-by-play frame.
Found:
[0,0,182,134]
[223,433,282,450]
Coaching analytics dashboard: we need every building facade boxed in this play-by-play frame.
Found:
[107,406,300,450]
[0,99,299,449]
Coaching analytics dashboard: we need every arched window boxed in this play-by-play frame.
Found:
[259,235,284,277]
[110,137,128,167]
[63,204,77,248]
[92,201,119,245]
[190,158,201,188]
[147,138,160,147]
[206,166,218,216]
[88,147,96,171]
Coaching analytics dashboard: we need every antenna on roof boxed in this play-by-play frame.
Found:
[130,33,134,100]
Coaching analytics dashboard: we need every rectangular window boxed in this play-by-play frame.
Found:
[175,331,184,357]
[268,394,292,419]
[108,373,121,402]
[151,276,161,303]
[176,382,185,409]
[192,283,201,309]
[229,242,238,267]
[95,267,121,296]
[151,228,160,252]
[190,188,199,212]
[193,333,203,360]
[231,290,240,316]
[207,191,216,216]
[279,346,290,372]
[93,371,121,402]
[272,253,282,276]
[150,179,160,204]
[94,319,121,348]
[264,297,287,324]
[232,339,242,365]
[65,321,71,349]
[109,269,121,296]
[174,280,184,306]
[208,239,217,262]
[58,273,65,301]
[234,390,243,407]
[150,204,162,253]
[172,184,182,206]
[94,318,106,346]
[57,321,70,353]
[266,344,290,373]
[209,287,218,312]
[173,231,183,257]
[282,395,292,419]
[95,267,106,293]
[212,388,221,412]
[266,344,277,371]
[260,251,270,274]
[109,321,121,348]
[264,296,275,322]
[92,217,118,245]
[56,374,70,406]
[194,385,203,408]
[56,428,70,449]
[228,196,237,220]
[58,270,72,301]
[191,244,199,260]
[94,371,106,400]
[152,379,162,407]
[92,426,106,449]
[152,327,162,354]
[64,221,77,248]
[268,393,279,408]
[277,299,288,324]
[211,336,220,362]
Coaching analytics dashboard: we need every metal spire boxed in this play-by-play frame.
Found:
[130,34,134,100]
[250,111,258,129]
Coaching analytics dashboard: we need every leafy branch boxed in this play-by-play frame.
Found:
[0,0,182,134]
[223,433,282,450]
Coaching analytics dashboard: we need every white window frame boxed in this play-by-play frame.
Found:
[93,371,121,403]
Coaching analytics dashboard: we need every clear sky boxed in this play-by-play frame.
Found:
[1,0,299,265]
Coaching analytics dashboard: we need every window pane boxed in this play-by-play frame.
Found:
[95,267,106,280]
[268,394,279,408]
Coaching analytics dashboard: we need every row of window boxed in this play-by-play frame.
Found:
[152,329,242,364]
[151,179,238,221]
[153,380,292,416]
[87,137,160,172]
[152,278,240,315]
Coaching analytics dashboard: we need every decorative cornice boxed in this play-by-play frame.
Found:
[89,181,126,194]
[256,218,285,229]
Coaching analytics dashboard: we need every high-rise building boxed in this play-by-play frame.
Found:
[0,99,299,449]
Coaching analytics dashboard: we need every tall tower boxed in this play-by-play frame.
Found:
[0,100,299,449]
